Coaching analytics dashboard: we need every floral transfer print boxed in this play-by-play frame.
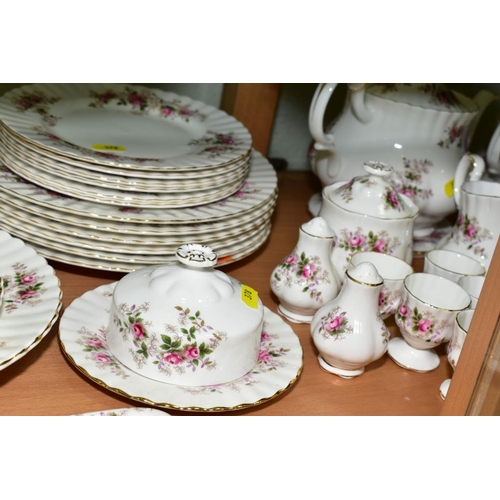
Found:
[438,122,466,149]
[390,157,433,203]
[77,325,129,379]
[335,177,375,203]
[337,227,401,262]
[1,263,46,314]
[88,86,206,122]
[188,131,243,158]
[178,327,290,395]
[10,90,61,125]
[395,303,452,343]
[378,285,403,318]
[448,212,492,260]
[112,304,227,378]
[317,306,354,341]
[215,180,260,206]
[271,251,331,303]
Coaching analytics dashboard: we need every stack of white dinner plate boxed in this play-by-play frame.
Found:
[0,84,278,271]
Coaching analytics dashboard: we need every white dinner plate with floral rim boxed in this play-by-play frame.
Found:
[72,407,170,416]
[0,126,253,182]
[59,283,303,412]
[0,151,277,224]
[0,230,62,370]
[0,198,276,252]
[19,223,272,273]
[0,147,248,209]
[0,212,272,259]
[0,84,252,171]
[0,189,277,243]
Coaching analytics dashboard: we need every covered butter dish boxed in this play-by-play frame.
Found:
[106,243,264,387]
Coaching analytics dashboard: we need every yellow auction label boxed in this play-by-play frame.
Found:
[92,144,126,152]
[444,178,454,197]
[241,284,259,309]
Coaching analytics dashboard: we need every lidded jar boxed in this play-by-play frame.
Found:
[318,161,419,281]
[270,216,341,324]
[106,243,264,387]
[311,261,390,378]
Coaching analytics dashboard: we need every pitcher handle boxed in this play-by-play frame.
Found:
[454,153,485,207]
[486,121,500,176]
[309,83,337,148]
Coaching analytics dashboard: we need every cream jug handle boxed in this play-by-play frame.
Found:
[486,122,500,176]
[454,153,485,207]
[309,83,373,147]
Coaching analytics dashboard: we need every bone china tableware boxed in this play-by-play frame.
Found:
[437,175,500,271]
[308,83,486,241]
[270,216,341,324]
[311,261,390,379]
[458,275,485,309]
[58,244,303,412]
[389,273,471,372]
[318,160,418,282]
[423,249,486,283]
[349,251,414,319]
[440,309,475,400]
[0,229,62,370]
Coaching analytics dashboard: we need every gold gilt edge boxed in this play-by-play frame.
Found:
[58,335,304,413]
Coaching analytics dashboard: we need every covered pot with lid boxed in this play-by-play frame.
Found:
[106,243,264,387]
[318,161,419,281]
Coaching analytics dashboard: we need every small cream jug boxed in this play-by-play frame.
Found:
[438,160,500,271]
[310,261,390,378]
[270,216,341,323]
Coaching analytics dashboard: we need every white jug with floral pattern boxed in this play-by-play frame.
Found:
[310,261,390,378]
[270,216,341,323]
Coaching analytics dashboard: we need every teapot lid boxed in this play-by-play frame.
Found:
[325,161,419,219]
[366,83,478,113]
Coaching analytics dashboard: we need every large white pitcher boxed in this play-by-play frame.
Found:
[438,156,500,270]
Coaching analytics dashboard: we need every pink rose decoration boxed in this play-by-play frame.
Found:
[261,332,271,341]
[183,346,199,360]
[128,93,145,108]
[132,322,146,339]
[258,349,273,362]
[301,263,316,279]
[399,304,409,316]
[284,254,298,266]
[96,353,110,364]
[466,225,477,239]
[165,352,184,365]
[18,290,37,299]
[326,315,342,332]
[349,235,365,248]
[21,274,36,284]
[388,191,399,208]
[378,292,386,307]
[88,339,103,347]
[161,106,174,116]
[401,189,414,199]
[374,239,386,253]
[418,319,432,334]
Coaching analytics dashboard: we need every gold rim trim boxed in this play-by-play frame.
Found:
[58,336,303,413]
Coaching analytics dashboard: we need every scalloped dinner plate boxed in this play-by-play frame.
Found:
[0,229,62,370]
[59,283,303,412]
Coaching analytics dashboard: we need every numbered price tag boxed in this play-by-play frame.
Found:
[92,144,126,152]
[241,284,259,309]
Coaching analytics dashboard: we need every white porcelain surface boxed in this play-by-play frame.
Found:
[390,272,470,372]
[0,84,252,170]
[319,161,418,281]
[59,282,303,412]
[311,262,390,378]
[0,229,62,370]
[270,216,340,323]
[349,251,413,319]
[107,244,264,387]
[73,407,170,416]
[387,336,440,372]
[458,275,485,309]
[424,249,486,283]
[439,378,451,400]
[309,83,485,236]
[438,178,500,270]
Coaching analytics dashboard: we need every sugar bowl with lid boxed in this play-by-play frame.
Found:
[318,160,419,282]
[106,243,265,387]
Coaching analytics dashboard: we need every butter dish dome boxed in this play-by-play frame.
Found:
[107,243,264,386]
